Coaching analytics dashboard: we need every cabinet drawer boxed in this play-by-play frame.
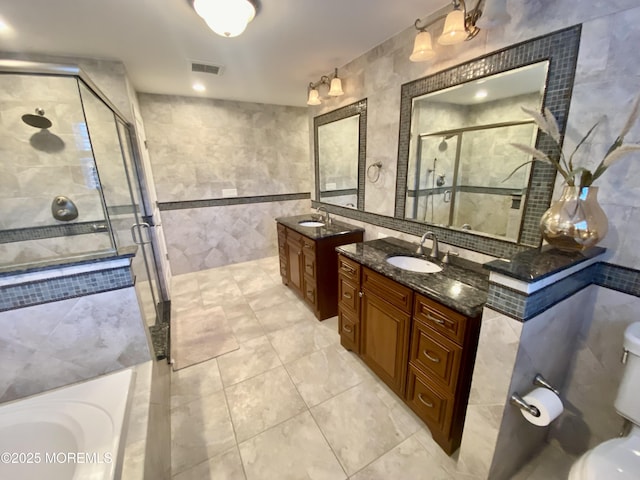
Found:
[338,255,360,283]
[303,252,316,278]
[338,276,359,313]
[406,365,454,435]
[414,294,467,345]
[363,267,412,313]
[339,307,359,353]
[287,229,302,244]
[303,277,317,308]
[410,322,462,392]
[302,236,316,254]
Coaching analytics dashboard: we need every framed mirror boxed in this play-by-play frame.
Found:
[395,26,581,249]
[314,99,367,210]
[405,62,548,241]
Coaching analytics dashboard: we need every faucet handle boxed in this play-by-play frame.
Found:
[442,250,459,264]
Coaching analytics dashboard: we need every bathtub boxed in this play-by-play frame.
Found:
[0,368,133,480]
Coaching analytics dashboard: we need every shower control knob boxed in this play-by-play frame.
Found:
[56,197,65,205]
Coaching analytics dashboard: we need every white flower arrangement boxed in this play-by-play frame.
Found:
[509,97,640,189]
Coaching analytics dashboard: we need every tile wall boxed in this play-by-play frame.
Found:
[138,93,311,274]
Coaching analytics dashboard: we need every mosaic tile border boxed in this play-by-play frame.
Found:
[395,25,581,253]
[311,200,528,259]
[0,221,110,245]
[313,99,367,211]
[158,192,311,211]
[320,188,358,198]
[487,262,640,321]
[0,266,134,312]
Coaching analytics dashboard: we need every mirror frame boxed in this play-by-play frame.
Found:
[395,25,581,249]
[314,99,367,210]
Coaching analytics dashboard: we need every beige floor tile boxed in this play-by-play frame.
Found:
[172,447,246,480]
[253,298,308,333]
[244,285,297,312]
[223,304,265,343]
[216,335,282,386]
[267,321,338,364]
[225,366,307,442]
[171,306,239,371]
[310,379,422,475]
[200,277,245,307]
[350,434,453,480]
[171,358,223,408]
[238,411,346,480]
[171,390,236,475]
[285,345,368,407]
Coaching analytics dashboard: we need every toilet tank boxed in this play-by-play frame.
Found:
[614,322,640,423]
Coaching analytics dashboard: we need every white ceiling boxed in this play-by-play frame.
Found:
[0,0,444,106]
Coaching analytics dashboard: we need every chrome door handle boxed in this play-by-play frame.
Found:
[423,350,440,363]
[130,222,151,245]
[418,394,433,408]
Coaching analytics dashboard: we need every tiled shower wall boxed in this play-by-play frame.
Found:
[0,74,113,266]
[137,93,310,274]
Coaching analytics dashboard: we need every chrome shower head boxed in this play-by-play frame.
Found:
[22,107,52,129]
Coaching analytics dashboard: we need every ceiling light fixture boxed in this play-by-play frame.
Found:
[192,83,206,92]
[306,68,344,106]
[191,0,257,38]
[410,0,484,62]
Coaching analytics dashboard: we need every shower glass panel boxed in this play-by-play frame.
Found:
[78,82,161,325]
[0,74,114,267]
[407,134,457,225]
[453,123,535,238]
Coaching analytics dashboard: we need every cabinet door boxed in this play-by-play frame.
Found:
[361,291,410,396]
[286,236,302,294]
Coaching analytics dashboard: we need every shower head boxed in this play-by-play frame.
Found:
[438,134,455,152]
[22,108,52,129]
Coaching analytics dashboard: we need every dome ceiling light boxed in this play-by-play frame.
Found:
[190,0,258,38]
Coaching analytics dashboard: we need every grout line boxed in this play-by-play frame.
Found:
[218,359,249,480]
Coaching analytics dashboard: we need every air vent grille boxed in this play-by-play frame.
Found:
[191,62,223,75]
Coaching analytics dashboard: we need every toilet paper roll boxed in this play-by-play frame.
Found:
[521,387,563,426]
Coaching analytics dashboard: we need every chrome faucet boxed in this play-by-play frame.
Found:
[417,230,439,259]
[316,206,331,225]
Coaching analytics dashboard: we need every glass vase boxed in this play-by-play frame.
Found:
[539,185,608,251]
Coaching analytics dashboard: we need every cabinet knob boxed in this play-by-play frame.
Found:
[358,291,364,298]
[423,350,440,363]
[418,394,434,408]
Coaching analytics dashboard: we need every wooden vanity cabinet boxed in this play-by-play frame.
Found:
[335,253,481,455]
[277,223,362,320]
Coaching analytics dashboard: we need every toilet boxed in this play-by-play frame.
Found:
[568,322,640,479]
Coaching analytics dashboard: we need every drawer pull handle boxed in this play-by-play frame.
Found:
[344,293,352,299]
[418,394,433,408]
[423,350,440,363]
[341,265,355,273]
[343,325,353,333]
[304,244,313,249]
[426,313,445,325]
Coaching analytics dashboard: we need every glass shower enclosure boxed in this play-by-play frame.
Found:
[0,61,165,330]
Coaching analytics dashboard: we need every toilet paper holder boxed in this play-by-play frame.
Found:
[510,374,560,418]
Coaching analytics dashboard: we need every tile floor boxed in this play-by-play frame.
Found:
[169,256,575,480]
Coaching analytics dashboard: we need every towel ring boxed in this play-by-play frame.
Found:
[367,161,382,183]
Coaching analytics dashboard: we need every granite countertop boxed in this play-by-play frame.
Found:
[336,237,489,318]
[483,245,606,282]
[276,214,364,240]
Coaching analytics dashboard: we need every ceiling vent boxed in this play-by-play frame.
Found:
[191,62,224,76]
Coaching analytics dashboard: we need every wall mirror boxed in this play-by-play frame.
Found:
[395,26,581,250]
[314,99,367,210]
[405,62,548,241]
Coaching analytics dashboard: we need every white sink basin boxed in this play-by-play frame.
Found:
[298,220,325,227]
[386,256,443,273]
